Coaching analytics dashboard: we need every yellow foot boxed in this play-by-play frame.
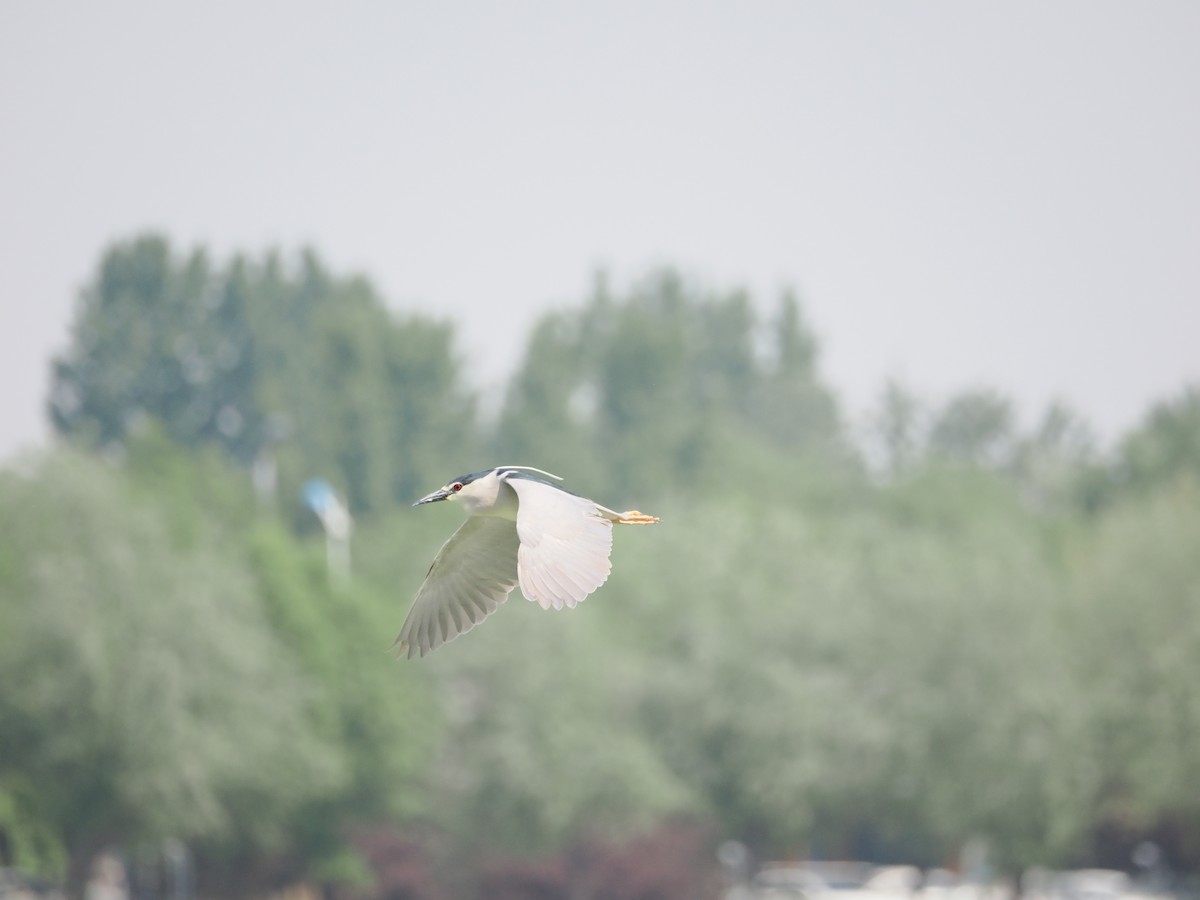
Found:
[615,510,660,525]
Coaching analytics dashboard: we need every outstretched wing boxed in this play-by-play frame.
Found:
[392,515,521,658]
[507,477,615,610]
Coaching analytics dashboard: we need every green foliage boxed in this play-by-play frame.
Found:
[494,270,854,503]
[927,387,1017,467]
[0,453,344,861]
[50,235,477,516]
[50,237,260,461]
[868,378,926,477]
[601,495,1052,863]
[1114,386,1200,495]
[0,781,66,879]
[0,449,437,890]
[244,521,437,823]
[17,235,1200,889]
[1060,485,1200,840]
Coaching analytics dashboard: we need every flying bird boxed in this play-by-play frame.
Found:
[392,466,659,658]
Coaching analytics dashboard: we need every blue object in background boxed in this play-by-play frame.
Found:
[302,478,338,517]
[301,478,353,585]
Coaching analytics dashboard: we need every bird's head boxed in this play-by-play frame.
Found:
[413,466,564,516]
[413,469,490,508]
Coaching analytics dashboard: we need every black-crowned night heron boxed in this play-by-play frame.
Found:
[392,466,659,658]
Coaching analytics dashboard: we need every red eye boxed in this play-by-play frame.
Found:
[452,483,463,492]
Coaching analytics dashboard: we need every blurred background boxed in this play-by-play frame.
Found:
[1,3,1198,899]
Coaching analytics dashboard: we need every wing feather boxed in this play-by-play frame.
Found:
[392,516,520,659]
[506,477,615,611]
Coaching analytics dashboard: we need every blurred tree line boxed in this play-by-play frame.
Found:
[2,233,1198,898]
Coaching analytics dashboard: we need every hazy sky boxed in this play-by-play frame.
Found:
[2,2,1198,461]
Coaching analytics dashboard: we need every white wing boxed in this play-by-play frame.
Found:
[507,477,615,610]
[392,515,520,659]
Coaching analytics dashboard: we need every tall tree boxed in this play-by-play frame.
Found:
[928,388,1016,468]
[0,453,343,888]
[868,378,925,477]
[495,271,848,499]
[752,290,842,451]
[49,235,476,514]
[1117,385,1200,493]
[50,236,260,459]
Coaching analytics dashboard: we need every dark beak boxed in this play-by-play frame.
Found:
[413,487,452,507]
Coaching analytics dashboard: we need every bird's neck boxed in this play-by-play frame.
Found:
[463,476,519,520]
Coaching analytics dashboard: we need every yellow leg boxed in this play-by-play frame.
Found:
[614,510,660,525]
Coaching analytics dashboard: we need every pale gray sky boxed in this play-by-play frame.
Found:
[2,1,1198,461]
